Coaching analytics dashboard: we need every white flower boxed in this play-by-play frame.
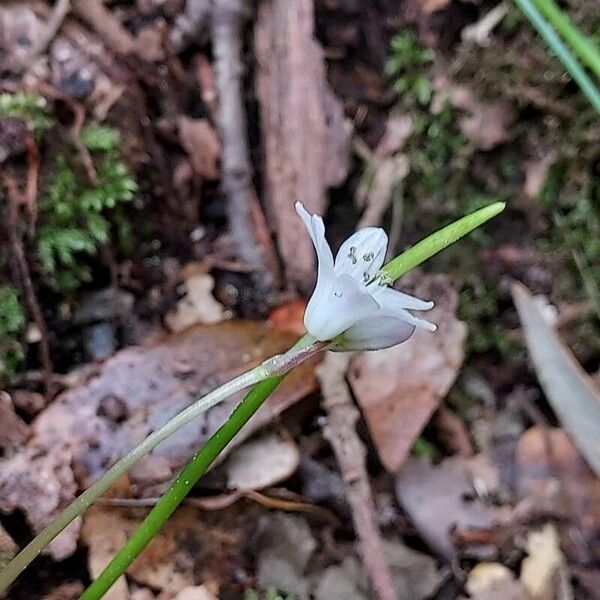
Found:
[296,202,436,351]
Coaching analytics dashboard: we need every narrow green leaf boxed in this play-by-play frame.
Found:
[382,202,506,281]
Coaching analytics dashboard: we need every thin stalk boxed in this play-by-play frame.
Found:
[0,338,320,593]
[82,201,506,599]
[531,0,600,80]
[79,376,284,600]
[514,0,600,114]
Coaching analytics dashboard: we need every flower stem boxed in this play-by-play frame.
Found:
[0,338,319,594]
[514,0,600,114]
[79,375,285,600]
[382,202,506,281]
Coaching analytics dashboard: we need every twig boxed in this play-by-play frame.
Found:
[0,169,53,394]
[211,0,274,302]
[316,353,398,600]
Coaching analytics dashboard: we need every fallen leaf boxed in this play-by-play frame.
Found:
[178,117,221,180]
[515,426,600,563]
[268,299,308,336]
[81,507,129,600]
[512,282,600,476]
[447,84,515,150]
[173,587,220,600]
[42,581,85,600]
[220,430,300,491]
[0,321,318,558]
[255,0,351,292]
[83,506,236,595]
[314,561,367,600]
[520,524,565,600]
[466,562,526,600]
[395,455,501,559]
[385,539,443,599]
[166,270,229,332]
[0,444,80,560]
[255,513,317,599]
[348,274,466,472]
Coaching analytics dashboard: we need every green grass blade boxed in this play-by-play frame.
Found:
[514,0,600,114]
[532,0,600,80]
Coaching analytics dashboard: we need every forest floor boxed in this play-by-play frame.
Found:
[0,0,599,599]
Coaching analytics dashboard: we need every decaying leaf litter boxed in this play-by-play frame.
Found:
[0,0,599,598]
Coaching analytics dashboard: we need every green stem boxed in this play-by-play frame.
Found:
[0,366,265,593]
[382,202,505,281]
[531,0,600,80]
[82,201,506,599]
[514,0,600,114]
[0,338,323,594]
[80,376,285,600]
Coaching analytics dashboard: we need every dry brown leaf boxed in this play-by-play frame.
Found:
[83,506,232,595]
[166,270,229,332]
[268,299,308,336]
[348,274,466,472]
[220,430,300,491]
[447,84,515,150]
[515,426,600,563]
[0,321,318,558]
[255,0,351,292]
[81,507,129,600]
[395,455,501,559]
[177,117,221,180]
[173,587,220,600]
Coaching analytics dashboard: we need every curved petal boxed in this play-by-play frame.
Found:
[334,227,388,283]
[295,202,334,273]
[331,316,415,351]
[372,286,437,331]
[304,273,380,341]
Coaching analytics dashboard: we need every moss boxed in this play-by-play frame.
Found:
[37,125,138,292]
[0,285,26,381]
[0,92,54,134]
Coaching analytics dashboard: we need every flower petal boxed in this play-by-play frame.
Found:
[372,286,437,331]
[334,227,388,283]
[295,202,334,273]
[331,316,415,351]
[303,273,380,341]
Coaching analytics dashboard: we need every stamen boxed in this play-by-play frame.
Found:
[348,246,358,265]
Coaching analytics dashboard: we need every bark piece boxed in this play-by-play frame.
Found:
[255,0,351,291]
